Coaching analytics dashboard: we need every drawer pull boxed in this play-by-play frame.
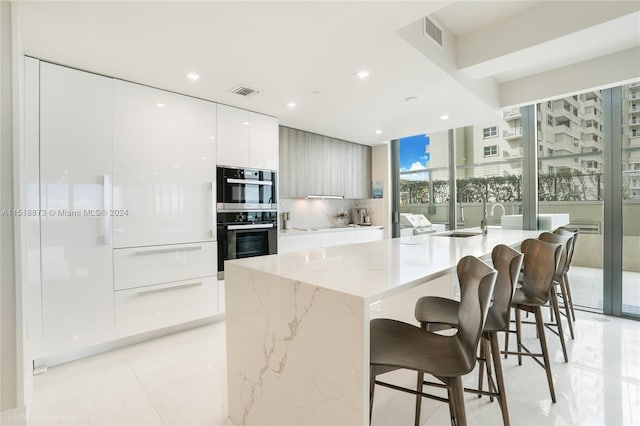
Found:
[134,245,203,255]
[136,281,203,296]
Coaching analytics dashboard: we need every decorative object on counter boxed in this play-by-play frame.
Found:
[353,207,370,225]
[282,211,290,230]
[336,206,349,226]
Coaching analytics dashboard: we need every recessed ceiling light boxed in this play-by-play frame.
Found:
[186,72,200,81]
[156,103,165,108]
[375,129,383,135]
[440,115,449,120]
[209,136,215,139]
[355,70,370,79]
[243,121,250,126]
[287,101,297,108]
[201,156,207,160]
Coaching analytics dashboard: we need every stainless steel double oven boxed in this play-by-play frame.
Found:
[216,166,277,279]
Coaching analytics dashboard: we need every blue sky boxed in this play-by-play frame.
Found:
[399,134,430,172]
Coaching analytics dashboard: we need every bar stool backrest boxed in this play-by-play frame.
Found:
[539,232,572,282]
[456,256,498,373]
[554,227,578,273]
[520,239,562,304]
[490,244,524,331]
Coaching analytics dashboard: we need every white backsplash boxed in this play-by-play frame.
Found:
[279,198,357,228]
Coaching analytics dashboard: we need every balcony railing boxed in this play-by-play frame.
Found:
[502,108,522,120]
[630,136,640,147]
[631,118,640,126]
[503,126,523,140]
[503,147,523,158]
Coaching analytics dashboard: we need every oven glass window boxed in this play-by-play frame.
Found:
[226,183,272,204]
[235,231,269,258]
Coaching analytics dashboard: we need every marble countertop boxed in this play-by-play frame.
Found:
[229,228,540,302]
[279,225,384,237]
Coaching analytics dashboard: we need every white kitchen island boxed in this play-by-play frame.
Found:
[225,229,541,426]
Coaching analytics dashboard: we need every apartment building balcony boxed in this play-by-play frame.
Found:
[584,98,601,110]
[553,104,575,121]
[630,82,640,88]
[584,124,604,138]
[503,126,523,140]
[630,117,640,127]
[554,123,581,139]
[502,107,522,121]
[584,91,602,101]
[584,111,599,121]
[631,105,640,113]
[503,147,523,159]
[582,138,602,151]
[629,135,640,147]
[630,91,640,101]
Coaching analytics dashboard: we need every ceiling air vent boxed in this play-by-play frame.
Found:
[231,85,260,96]
[423,16,443,47]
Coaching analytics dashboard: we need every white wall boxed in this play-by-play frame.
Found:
[1,0,18,418]
[355,143,391,238]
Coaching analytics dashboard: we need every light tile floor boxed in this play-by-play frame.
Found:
[25,310,639,426]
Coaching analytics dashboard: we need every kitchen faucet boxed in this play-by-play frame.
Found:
[480,198,488,235]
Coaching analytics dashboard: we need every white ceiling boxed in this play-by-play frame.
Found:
[15,1,640,146]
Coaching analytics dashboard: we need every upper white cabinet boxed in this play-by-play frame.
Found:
[39,62,115,357]
[216,104,249,167]
[217,104,278,170]
[112,81,217,248]
[248,112,279,170]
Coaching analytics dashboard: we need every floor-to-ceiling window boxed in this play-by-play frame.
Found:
[391,84,638,320]
[398,131,450,231]
[621,81,640,316]
[537,91,605,311]
[455,113,524,230]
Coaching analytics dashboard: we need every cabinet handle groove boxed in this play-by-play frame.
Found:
[103,175,112,245]
[135,281,203,296]
[134,245,203,255]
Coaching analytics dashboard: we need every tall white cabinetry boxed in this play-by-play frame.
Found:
[32,60,223,363]
[216,104,278,170]
[39,62,115,357]
[111,81,219,339]
[112,81,217,247]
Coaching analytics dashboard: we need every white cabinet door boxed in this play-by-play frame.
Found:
[113,81,217,248]
[39,62,115,357]
[248,112,278,170]
[217,104,249,167]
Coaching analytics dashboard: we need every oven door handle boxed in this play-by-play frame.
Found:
[227,224,274,230]
[226,178,273,186]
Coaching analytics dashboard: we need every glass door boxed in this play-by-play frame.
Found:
[621,81,640,317]
[537,91,605,311]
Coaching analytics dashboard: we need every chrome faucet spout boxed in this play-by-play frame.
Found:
[480,198,487,235]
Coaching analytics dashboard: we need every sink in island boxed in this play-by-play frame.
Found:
[225,228,541,426]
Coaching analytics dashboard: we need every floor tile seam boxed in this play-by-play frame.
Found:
[127,360,167,426]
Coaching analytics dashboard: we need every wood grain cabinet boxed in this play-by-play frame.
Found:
[279,127,309,198]
[279,126,371,199]
[342,141,372,199]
